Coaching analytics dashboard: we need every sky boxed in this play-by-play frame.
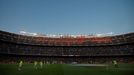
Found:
[0,0,134,35]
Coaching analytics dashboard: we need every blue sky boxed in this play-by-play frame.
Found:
[0,0,134,34]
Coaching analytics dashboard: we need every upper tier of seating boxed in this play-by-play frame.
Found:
[0,30,134,46]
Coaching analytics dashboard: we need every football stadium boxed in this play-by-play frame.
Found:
[1,0,134,75]
[0,30,134,75]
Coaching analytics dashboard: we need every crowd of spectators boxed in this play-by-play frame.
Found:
[0,30,134,63]
[0,30,134,46]
[0,41,133,56]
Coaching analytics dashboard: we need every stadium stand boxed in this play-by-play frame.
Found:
[0,30,134,64]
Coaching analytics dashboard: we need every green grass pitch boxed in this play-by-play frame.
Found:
[0,63,134,75]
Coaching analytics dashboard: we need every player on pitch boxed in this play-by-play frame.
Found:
[18,60,23,71]
[113,60,118,68]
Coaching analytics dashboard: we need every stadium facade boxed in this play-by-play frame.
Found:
[0,30,134,64]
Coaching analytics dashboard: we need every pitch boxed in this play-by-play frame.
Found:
[0,63,134,75]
